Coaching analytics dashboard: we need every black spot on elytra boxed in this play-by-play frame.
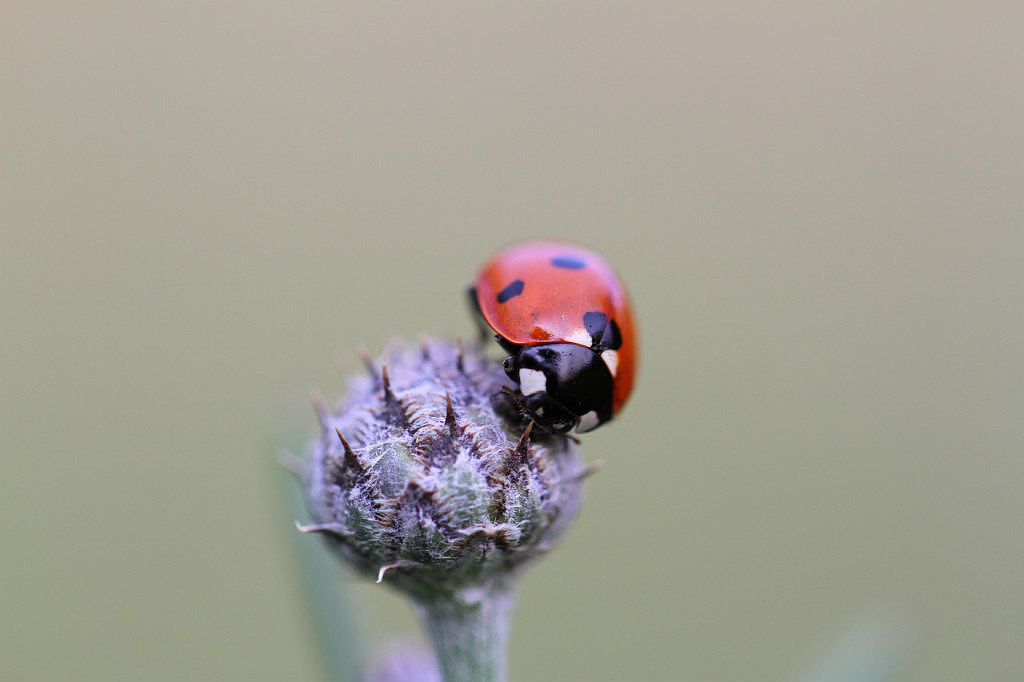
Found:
[551,255,586,270]
[583,311,606,339]
[497,279,524,303]
[583,311,623,351]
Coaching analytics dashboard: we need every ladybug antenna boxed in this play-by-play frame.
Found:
[498,385,530,419]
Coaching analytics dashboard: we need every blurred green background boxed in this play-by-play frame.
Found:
[3,3,1021,681]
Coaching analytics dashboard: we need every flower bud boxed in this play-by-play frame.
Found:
[300,339,586,600]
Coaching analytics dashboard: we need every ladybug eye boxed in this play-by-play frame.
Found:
[502,357,515,372]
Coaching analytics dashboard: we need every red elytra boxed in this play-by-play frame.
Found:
[473,241,637,419]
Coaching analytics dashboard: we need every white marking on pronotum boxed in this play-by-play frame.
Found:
[565,328,593,347]
[519,368,548,396]
[601,349,619,376]
[576,410,601,433]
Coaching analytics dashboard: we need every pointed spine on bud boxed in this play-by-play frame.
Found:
[277,449,306,480]
[381,362,394,401]
[310,389,329,431]
[357,344,379,383]
[444,394,460,440]
[335,427,364,475]
[503,421,534,474]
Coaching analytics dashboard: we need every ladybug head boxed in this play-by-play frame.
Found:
[503,343,614,434]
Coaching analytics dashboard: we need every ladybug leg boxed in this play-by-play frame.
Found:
[498,386,579,442]
[497,385,534,423]
[499,385,528,413]
[465,286,492,345]
[497,386,548,430]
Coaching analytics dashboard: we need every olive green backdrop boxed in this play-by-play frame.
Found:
[2,3,1021,681]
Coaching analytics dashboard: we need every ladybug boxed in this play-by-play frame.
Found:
[469,241,637,434]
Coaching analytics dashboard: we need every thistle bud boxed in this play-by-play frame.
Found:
[300,337,586,602]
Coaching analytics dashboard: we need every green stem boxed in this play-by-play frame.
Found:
[414,579,519,682]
